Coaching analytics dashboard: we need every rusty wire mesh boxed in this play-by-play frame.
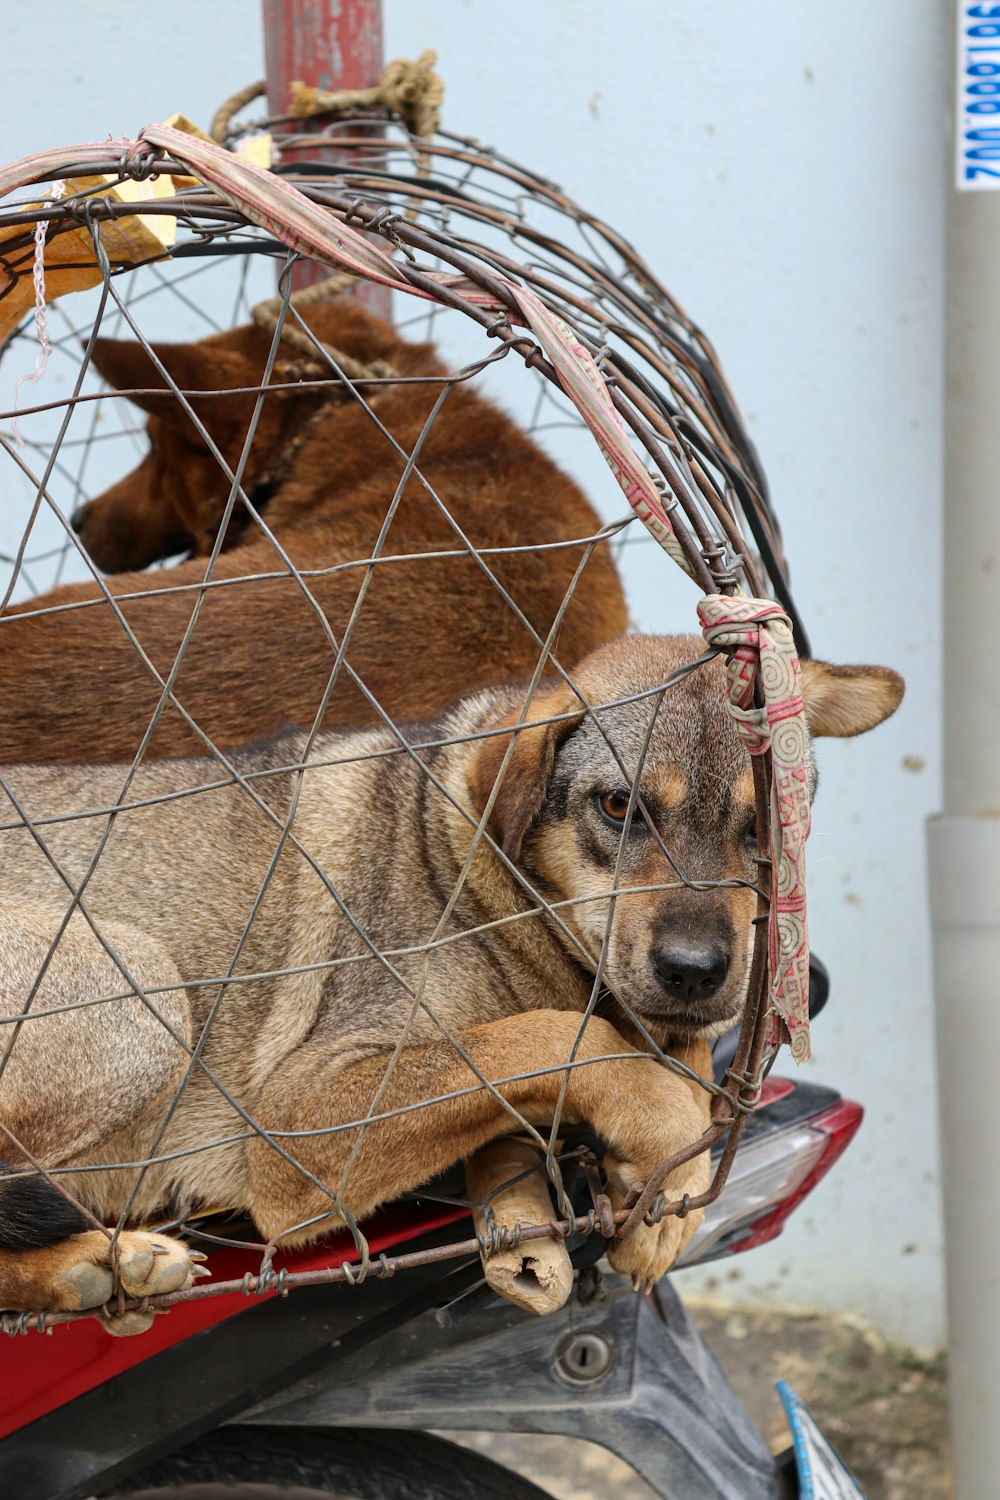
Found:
[0,106,802,1330]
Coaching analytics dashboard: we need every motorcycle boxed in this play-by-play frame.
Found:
[0,960,866,1499]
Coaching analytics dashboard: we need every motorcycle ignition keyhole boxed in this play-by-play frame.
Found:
[553,1330,614,1385]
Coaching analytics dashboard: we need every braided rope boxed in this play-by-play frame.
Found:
[250,275,398,384]
[11,179,65,444]
[210,80,267,145]
[289,51,444,142]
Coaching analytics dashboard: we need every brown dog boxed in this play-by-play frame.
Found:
[0,300,626,765]
[0,635,903,1329]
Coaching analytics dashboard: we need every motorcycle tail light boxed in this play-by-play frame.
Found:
[673,1099,863,1268]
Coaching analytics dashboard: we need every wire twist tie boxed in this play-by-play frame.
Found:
[376,1252,394,1280]
[342,1243,373,1285]
[120,142,159,182]
[644,1195,667,1227]
[724,1064,763,1109]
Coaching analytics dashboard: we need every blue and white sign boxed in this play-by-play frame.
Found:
[957,3,1000,188]
[776,1382,867,1499]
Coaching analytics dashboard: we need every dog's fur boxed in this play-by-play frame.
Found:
[0,635,903,1325]
[0,301,627,765]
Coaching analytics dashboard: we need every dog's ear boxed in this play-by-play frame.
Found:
[799,660,905,737]
[92,338,207,412]
[90,338,267,427]
[467,685,585,861]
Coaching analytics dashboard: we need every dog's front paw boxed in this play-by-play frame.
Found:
[114,1230,205,1298]
[603,1146,709,1290]
[40,1228,207,1334]
[582,1051,712,1289]
[99,1230,208,1336]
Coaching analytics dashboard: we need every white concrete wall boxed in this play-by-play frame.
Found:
[0,1,948,1346]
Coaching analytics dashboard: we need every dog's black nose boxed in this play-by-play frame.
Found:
[654,942,730,1004]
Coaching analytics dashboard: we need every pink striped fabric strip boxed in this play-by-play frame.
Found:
[697,596,811,1062]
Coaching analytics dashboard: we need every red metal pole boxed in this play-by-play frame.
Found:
[262,0,391,316]
[262,0,383,109]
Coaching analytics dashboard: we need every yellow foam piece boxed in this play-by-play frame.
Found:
[162,111,214,144]
[164,112,272,185]
[0,171,176,346]
[0,113,273,347]
[237,132,272,169]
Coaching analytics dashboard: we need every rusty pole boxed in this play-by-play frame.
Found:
[261,0,391,316]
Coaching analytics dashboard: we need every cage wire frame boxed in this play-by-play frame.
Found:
[0,105,808,1330]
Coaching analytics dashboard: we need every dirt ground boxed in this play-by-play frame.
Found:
[450,1302,950,1500]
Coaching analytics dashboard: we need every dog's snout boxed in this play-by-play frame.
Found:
[654,941,730,1004]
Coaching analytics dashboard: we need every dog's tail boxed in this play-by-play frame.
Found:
[0,1163,92,1251]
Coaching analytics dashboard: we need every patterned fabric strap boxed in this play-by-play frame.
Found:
[697,594,812,1063]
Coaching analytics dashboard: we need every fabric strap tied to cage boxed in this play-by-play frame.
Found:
[697,594,811,1063]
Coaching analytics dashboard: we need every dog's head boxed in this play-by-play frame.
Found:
[467,635,903,1039]
[80,302,440,569]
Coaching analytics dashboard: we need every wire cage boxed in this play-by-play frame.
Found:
[0,96,813,1332]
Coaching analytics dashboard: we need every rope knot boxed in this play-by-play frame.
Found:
[289,51,444,141]
[698,595,795,755]
[378,52,444,140]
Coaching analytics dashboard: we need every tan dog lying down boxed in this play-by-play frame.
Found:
[0,636,903,1330]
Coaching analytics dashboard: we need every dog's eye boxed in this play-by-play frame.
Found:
[743,818,759,847]
[596,790,633,826]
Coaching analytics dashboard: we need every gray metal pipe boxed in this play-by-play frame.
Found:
[930,11,1000,1489]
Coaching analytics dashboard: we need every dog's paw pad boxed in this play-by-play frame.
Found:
[51,1258,114,1311]
[98,1308,158,1338]
[116,1232,199,1297]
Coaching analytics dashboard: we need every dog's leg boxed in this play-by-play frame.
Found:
[0,906,192,1165]
[247,1010,711,1284]
[0,909,200,1328]
[602,1033,712,1289]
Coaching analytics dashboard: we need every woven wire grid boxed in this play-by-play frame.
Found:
[0,114,795,1327]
